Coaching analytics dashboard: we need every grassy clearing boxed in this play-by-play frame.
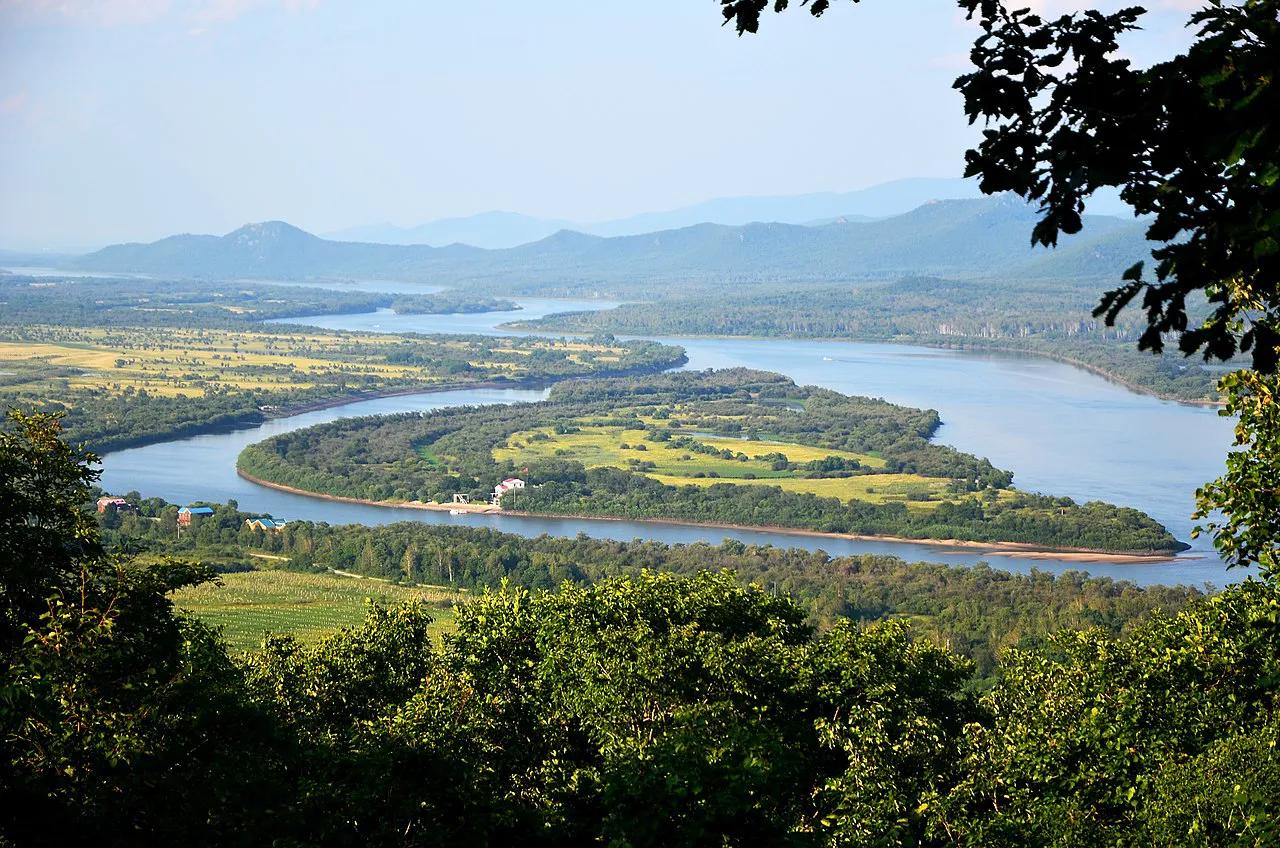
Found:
[646,472,952,505]
[172,569,462,652]
[694,435,885,468]
[496,423,953,506]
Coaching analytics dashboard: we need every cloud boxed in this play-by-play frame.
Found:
[0,91,28,115]
[0,0,317,28]
[0,0,171,26]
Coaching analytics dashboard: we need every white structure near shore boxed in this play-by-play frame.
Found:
[491,477,526,506]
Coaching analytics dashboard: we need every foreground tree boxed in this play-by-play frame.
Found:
[720,0,1280,573]
[0,411,285,847]
[2,410,1278,844]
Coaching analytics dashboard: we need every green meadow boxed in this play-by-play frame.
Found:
[495,422,961,507]
[173,570,461,652]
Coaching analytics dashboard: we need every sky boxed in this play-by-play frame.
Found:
[0,0,1202,250]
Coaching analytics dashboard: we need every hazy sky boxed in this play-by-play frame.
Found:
[1,0,1200,249]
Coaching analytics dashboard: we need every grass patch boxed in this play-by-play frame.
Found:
[646,472,950,505]
[496,423,951,505]
[694,435,885,468]
[172,570,461,652]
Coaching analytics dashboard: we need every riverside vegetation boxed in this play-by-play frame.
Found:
[0,276,683,450]
[97,493,1201,681]
[2,410,1276,846]
[515,278,1226,403]
[238,369,1186,554]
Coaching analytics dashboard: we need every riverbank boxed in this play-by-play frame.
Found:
[502,318,1223,408]
[236,468,1186,563]
[87,353,688,455]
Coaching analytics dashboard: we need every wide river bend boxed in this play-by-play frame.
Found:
[100,293,1238,588]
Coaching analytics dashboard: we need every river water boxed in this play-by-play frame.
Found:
[99,294,1239,588]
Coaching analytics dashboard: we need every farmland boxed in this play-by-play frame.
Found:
[0,322,683,451]
[172,569,461,652]
[0,324,665,397]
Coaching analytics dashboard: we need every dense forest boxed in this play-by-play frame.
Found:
[516,278,1225,402]
[237,369,1185,553]
[99,495,1205,680]
[4,411,1276,847]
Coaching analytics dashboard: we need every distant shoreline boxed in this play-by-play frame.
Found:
[235,468,1187,564]
[97,356,687,457]
[501,319,1224,408]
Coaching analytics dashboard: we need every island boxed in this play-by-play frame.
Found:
[390,292,521,315]
[237,368,1189,556]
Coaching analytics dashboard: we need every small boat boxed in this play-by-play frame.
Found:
[448,508,465,516]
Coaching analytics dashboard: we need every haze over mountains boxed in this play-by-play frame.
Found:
[323,177,999,248]
[74,192,1151,297]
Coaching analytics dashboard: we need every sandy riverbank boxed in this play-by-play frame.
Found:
[236,469,1187,564]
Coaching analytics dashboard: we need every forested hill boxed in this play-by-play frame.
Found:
[73,196,1152,293]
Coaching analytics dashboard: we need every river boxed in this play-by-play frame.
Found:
[99,294,1238,588]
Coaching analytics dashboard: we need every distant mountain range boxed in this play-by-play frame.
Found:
[323,177,994,248]
[73,194,1152,296]
[323,178,1133,249]
[325,211,577,250]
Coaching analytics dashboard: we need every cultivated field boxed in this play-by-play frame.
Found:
[172,569,462,652]
[0,324,634,399]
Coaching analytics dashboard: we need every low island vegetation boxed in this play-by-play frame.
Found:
[514,278,1227,403]
[237,369,1186,554]
[390,291,520,314]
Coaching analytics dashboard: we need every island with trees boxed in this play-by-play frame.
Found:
[237,368,1187,555]
[390,291,520,315]
[510,277,1228,404]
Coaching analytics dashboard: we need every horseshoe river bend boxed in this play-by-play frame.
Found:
[98,288,1238,588]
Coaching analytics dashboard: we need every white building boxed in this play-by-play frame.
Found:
[491,477,526,506]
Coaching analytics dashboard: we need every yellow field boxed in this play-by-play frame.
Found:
[0,325,636,403]
[172,569,462,652]
[496,424,795,479]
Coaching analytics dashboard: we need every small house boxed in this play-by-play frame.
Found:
[244,517,287,532]
[96,496,134,514]
[491,477,526,506]
[178,506,215,526]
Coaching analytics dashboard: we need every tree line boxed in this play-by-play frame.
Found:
[2,410,1276,847]
[101,494,1202,681]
